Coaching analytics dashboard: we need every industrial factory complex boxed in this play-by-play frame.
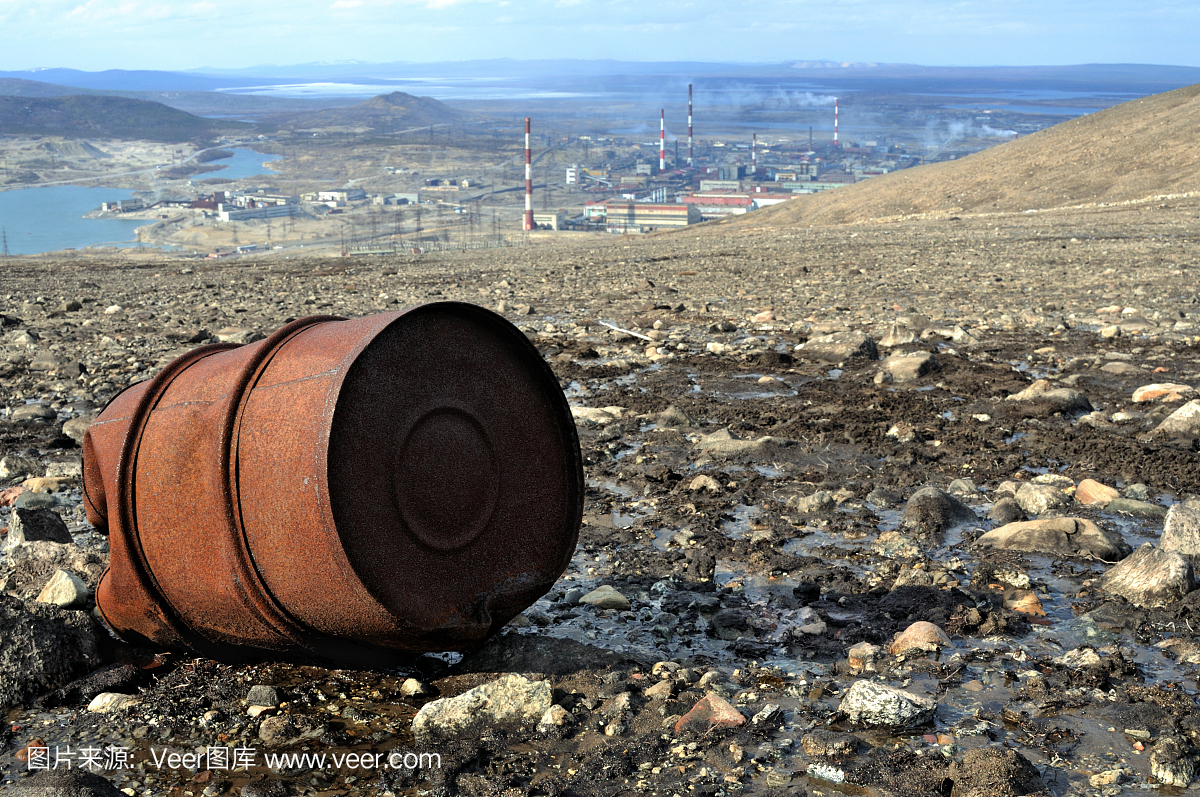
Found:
[518,85,920,234]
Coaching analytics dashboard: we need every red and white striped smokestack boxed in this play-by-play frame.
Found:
[834,97,839,148]
[659,109,665,172]
[687,83,694,167]
[523,117,533,232]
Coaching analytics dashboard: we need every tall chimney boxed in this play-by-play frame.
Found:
[524,117,533,231]
[833,98,839,148]
[659,109,665,173]
[751,132,757,175]
[688,83,694,167]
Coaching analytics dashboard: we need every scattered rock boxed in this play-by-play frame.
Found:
[411,674,551,743]
[87,692,142,712]
[215,327,265,345]
[11,404,57,422]
[35,569,91,609]
[1002,589,1045,616]
[879,323,917,348]
[687,474,723,493]
[881,351,939,383]
[1089,769,1126,788]
[695,427,790,457]
[796,331,879,361]
[578,585,630,610]
[3,507,72,553]
[1133,383,1194,402]
[1105,497,1168,518]
[987,497,1025,525]
[847,642,882,674]
[247,685,282,707]
[902,486,976,535]
[872,531,921,559]
[889,621,953,655]
[788,490,836,514]
[1098,543,1195,607]
[674,691,746,734]
[400,678,435,698]
[643,679,674,700]
[258,714,326,747]
[1161,498,1200,560]
[837,680,937,728]
[1014,482,1070,515]
[0,453,39,479]
[570,405,623,425]
[1075,478,1119,506]
[976,517,1131,560]
[1005,379,1092,414]
[62,416,94,444]
[537,704,573,731]
[657,405,695,428]
[1155,399,1200,436]
[1150,736,1197,787]
[800,729,858,757]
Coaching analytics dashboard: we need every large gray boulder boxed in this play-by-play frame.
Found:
[1098,543,1195,608]
[412,673,551,743]
[1162,498,1200,560]
[902,486,976,535]
[1005,379,1092,414]
[797,331,878,362]
[975,518,1131,561]
[837,680,936,728]
[0,595,102,710]
[1156,400,1200,436]
[1015,482,1070,516]
[3,508,72,553]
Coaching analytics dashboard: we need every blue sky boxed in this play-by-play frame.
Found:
[1,0,1197,71]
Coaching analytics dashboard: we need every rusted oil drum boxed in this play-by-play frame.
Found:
[82,303,582,663]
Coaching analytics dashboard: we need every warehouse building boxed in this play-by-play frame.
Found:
[605,203,701,233]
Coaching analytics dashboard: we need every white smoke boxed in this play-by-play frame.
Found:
[923,119,1017,150]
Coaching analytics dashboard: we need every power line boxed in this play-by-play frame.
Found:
[1,227,9,258]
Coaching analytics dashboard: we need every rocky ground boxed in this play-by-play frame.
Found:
[2,197,1200,797]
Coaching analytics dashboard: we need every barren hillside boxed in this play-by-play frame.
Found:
[750,81,1200,227]
[268,91,471,133]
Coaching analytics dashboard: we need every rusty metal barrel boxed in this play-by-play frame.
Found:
[82,303,582,663]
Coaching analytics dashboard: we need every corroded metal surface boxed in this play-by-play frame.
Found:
[82,303,583,663]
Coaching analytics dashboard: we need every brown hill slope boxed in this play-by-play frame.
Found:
[268,91,469,133]
[0,95,249,141]
[754,82,1200,227]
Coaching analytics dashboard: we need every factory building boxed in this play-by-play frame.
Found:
[532,211,567,230]
[217,203,299,222]
[317,188,367,203]
[699,179,741,192]
[605,202,701,233]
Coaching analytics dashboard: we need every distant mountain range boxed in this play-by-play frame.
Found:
[5,61,1200,94]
